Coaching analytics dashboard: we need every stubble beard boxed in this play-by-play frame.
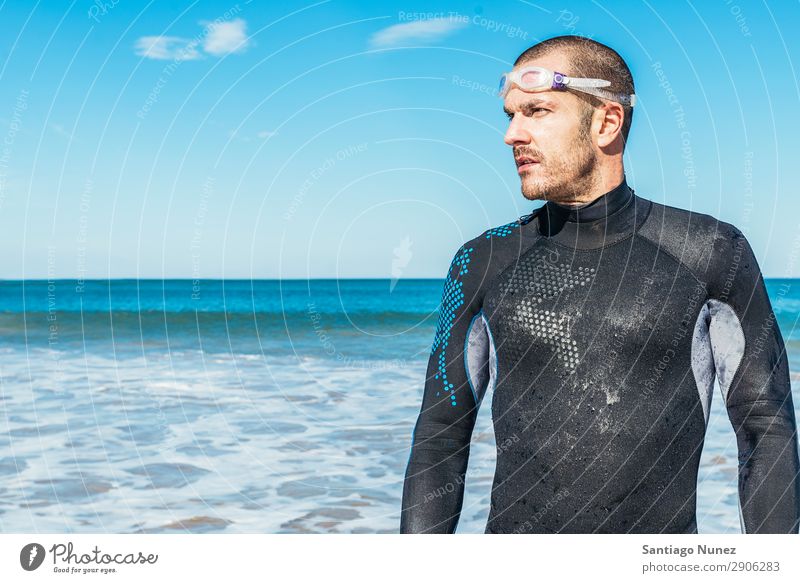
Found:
[519,117,598,204]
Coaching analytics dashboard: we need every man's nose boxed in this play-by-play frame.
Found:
[504,115,530,146]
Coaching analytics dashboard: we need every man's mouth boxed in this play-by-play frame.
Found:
[515,155,540,173]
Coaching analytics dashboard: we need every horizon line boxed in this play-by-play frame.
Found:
[1,276,797,282]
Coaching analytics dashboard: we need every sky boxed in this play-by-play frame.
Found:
[0,0,799,279]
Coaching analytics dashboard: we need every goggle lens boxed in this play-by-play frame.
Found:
[498,74,507,95]
[519,69,547,88]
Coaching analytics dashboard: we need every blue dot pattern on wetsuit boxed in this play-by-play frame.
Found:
[430,225,520,408]
[400,176,800,534]
[430,245,475,408]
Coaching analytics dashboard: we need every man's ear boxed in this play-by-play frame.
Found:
[596,102,624,148]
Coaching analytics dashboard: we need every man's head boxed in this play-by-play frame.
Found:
[503,35,635,203]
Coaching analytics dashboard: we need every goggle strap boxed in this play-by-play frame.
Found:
[575,86,637,107]
[566,78,612,89]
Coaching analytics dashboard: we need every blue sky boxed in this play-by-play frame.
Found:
[0,0,799,279]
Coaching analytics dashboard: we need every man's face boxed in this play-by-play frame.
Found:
[503,53,598,203]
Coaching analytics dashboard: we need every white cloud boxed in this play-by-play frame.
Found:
[134,35,201,61]
[51,123,71,138]
[226,129,278,142]
[201,18,250,56]
[369,18,467,49]
[134,18,250,61]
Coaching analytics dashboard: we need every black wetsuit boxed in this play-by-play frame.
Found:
[400,176,800,534]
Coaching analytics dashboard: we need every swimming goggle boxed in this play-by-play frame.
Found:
[498,65,637,107]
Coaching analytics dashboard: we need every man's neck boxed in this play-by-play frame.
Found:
[555,169,626,208]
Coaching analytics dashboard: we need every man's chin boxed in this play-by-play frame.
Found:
[520,177,550,201]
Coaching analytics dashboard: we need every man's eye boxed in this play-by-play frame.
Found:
[506,108,547,120]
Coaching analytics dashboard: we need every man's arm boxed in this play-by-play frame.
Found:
[400,242,492,533]
[707,225,800,533]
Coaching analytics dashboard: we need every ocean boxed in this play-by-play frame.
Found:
[0,278,798,533]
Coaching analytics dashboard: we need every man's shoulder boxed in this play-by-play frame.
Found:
[641,198,740,235]
[472,218,522,244]
[440,217,527,286]
[458,217,526,253]
[637,198,747,280]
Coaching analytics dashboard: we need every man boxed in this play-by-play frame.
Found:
[400,35,800,534]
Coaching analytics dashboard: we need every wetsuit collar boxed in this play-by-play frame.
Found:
[546,176,632,223]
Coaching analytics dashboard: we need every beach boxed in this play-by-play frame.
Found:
[0,278,797,533]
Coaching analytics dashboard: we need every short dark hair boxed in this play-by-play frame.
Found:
[514,35,635,148]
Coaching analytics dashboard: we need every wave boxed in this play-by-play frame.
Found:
[0,309,437,357]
